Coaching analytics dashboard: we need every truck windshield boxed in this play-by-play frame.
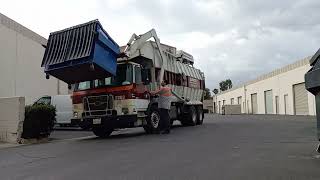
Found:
[74,64,133,91]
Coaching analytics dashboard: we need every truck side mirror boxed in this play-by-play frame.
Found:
[68,84,72,90]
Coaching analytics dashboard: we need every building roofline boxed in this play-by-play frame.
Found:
[217,56,311,95]
[0,12,47,46]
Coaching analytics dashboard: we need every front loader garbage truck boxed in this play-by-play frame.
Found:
[41,20,206,137]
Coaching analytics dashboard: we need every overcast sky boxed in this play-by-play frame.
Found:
[1,0,319,91]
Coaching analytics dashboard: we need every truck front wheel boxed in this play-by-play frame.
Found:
[92,126,113,138]
[145,106,161,134]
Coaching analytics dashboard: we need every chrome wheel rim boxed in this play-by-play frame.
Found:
[151,111,160,128]
[192,111,197,123]
[199,110,203,122]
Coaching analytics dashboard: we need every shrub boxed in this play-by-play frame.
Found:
[22,104,56,139]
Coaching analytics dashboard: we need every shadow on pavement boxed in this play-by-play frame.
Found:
[79,124,190,141]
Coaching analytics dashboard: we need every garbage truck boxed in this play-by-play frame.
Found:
[41,20,205,137]
[305,48,320,152]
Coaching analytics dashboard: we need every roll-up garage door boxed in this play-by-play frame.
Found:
[238,96,242,113]
[293,83,309,115]
[265,90,273,114]
[251,93,258,114]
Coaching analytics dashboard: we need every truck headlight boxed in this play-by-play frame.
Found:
[122,108,129,115]
[73,112,78,118]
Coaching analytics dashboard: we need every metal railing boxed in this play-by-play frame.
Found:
[83,95,114,117]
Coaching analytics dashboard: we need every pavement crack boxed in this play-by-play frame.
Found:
[15,152,57,164]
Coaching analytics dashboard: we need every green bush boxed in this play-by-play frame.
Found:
[22,104,56,139]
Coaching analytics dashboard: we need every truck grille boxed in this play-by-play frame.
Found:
[83,95,114,117]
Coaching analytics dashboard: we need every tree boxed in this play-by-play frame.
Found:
[203,88,212,100]
[219,79,233,91]
[213,88,219,95]
[226,79,233,89]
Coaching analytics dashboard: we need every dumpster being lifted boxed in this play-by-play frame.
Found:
[41,20,120,84]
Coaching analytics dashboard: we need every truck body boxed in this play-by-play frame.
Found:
[305,48,320,152]
[41,20,205,137]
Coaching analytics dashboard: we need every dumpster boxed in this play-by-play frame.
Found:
[305,48,320,152]
[41,20,120,84]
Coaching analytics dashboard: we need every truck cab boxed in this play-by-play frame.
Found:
[72,62,152,132]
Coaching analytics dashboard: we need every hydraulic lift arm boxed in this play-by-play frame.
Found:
[124,29,167,84]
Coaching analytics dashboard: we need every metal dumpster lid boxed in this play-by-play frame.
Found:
[50,19,119,47]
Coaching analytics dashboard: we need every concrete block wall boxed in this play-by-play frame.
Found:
[0,97,24,143]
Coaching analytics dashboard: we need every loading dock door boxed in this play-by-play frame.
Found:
[251,93,258,114]
[265,90,273,114]
[284,94,289,115]
[275,96,279,114]
[293,83,309,115]
[238,96,242,113]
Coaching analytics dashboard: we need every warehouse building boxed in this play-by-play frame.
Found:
[0,13,68,104]
[203,99,214,113]
[213,57,316,116]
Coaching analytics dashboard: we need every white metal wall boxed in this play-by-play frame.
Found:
[215,57,316,116]
[0,14,68,104]
[284,94,289,115]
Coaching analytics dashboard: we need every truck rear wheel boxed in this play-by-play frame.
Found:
[196,106,204,125]
[181,106,197,126]
[92,126,113,138]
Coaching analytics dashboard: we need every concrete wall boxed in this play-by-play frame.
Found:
[0,97,24,143]
[0,13,68,105]
[203,99,213,113]
[215,57,316,116]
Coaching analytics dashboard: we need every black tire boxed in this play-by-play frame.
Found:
[196,106,204,125]
[79,119,92,130]
[80,123,91,130]
[92,126,113,138]
[189,106,197,126]
[181,106,197,126]
[145,106,161,134]
[143,125,152,134]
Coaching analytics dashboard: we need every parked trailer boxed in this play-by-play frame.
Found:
[41,20,205,137]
